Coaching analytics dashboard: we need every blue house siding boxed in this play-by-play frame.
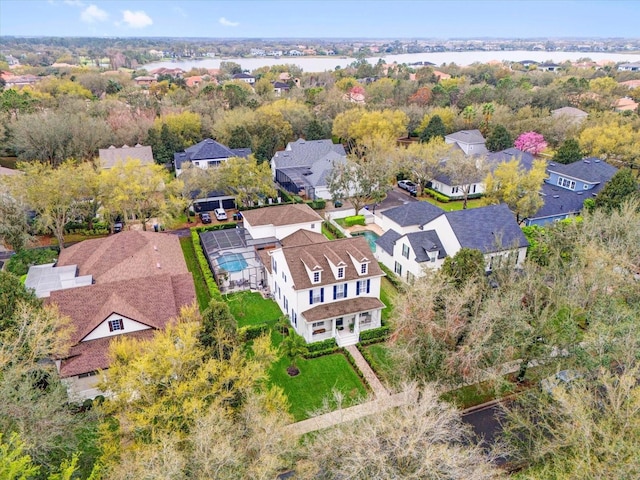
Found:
[547,171,596,192]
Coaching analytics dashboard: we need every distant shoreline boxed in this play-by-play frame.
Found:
[142,50,640,72]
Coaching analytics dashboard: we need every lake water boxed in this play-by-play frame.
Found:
[143,51,640,73]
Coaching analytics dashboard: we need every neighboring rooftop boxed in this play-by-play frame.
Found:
[486,148,536,171]
[405,230,447,262]
[445,129,486,145]
[272,138,347,170]
[241,203,323,227]
[547,158,618,184]
[98,144,154,169]
[174,138,251,169]
[551,106,588,119]
[280,229,329,247]
[445,204,529,253]
[381,201,444,228]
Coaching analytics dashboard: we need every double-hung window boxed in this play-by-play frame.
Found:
[309,288,324,305]
[356,279,370,295]
[108,318,124,332]
[334,283,348,300]
[402,244,410,259]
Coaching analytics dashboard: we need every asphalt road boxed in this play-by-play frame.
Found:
[368,186,419,213]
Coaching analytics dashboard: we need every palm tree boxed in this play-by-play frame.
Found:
[462,105,476,128]
[481,102,495,124]
[280,334,308,376]
[275,315,291,336]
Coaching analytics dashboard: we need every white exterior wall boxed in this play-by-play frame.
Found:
[430,181,484,197]
[82,313,151,342]
[422,215,461,256]
[244,220,320,241]
[375,215,422,235]
[313,186,332,200]
[484,246,528,271]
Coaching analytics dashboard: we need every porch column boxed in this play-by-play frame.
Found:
[354,313,361,336]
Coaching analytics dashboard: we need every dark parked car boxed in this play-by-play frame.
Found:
[199,212,212,224]
[398,180,418,196]
[113,222,124,233]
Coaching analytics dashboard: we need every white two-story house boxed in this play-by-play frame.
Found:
[375,202,529,282]
[265,235,385,346]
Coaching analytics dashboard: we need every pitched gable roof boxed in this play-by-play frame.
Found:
[174,138,251,169]
[530,183,600,220]
[57,231,188,284]
[551,106,588,118]
[547,158,617,184]
[405,230,446,262]
[272,138,346,170]
[99,144,154,169]
[382,201,444,228]
[241,203,322,227]
[280,229,329,247]
[486,148,536,171]
[375,229,402,255]
[445,204,529,253]
[445,129,486,145]
[281,236,383,290]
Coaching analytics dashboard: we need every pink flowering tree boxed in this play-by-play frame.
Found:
[514,131,548,155]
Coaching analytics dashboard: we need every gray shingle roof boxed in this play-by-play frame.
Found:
[381,201,444,228]
[272,138,346,170]
[529,182,603,221]
[405,230,446,262]
[99,144,154,169]
[174,139,251,169]
[375,229,402,255]
[445,204,529,253]
[486,148,536,171]
[551,107,588,118]
[547,158,617,184]
[445,129,486,145]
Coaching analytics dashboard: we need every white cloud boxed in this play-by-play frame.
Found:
[80,4,108,23]
[219,17,239,27]
[121,10,153,28]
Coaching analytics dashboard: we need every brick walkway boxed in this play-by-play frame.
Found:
[345,345,389,398]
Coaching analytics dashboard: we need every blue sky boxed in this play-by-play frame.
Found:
[1,1,639,38]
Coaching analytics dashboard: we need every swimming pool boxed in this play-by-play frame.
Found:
[215,252,248,272]
[352,230,379,252]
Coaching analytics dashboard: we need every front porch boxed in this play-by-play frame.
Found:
[301,297,385,346]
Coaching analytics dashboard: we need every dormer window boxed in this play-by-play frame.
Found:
[360,263,368,275]
[313,271,321,283]
[337,267,345,279]
[108,318,124,332]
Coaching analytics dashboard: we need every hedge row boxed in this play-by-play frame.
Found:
[237,323,270,342]
[423,187,451,203]
[237,198,326,211]
[303,338,339,358]
[6,247,59,277]
[322,221,346,239]
[378,262,405,292]
[342,349,372,393]
[359,326,391,343]
[190,229,223,301]
[191,223,237,233]
[64,221,109,233]
[344,215,366,227]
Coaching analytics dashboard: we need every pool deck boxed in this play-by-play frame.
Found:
[348,224,384,236]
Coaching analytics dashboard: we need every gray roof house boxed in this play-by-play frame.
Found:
[271,138,347,200]
[525,158,618,226]
[444,129,488,156]
[174,138,251,175]
[99,144,155,169]
[551,107,588,123]
[375,202,528,281]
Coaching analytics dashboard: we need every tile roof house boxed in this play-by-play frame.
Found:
[266,235,385,346]
[270,138,347,200]
[43,231,196,400]
[375,202,528,282]
[551,106,588,123]
[525,158,618,226]
[98,144,155,169]
[174,138,251,175]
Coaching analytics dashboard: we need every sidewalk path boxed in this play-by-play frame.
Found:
[345,345,389,398]
[285,390,416,436]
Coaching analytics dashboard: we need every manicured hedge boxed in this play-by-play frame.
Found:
[307,199,326,210]
[190,229,223,301]
[191,223,237,233]
[424,188,450,203]
[342,349,372,393]
[237,323,270,342]
[344,215,366,227]
[359,326,391,343]
[378,262,405,291]
[322,221,346,239]
[302,337,340,358]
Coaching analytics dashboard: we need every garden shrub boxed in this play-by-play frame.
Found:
[6,247,59,277]
[303,338,339,357]
[378,263,405,292]
[424,188,450,203]
[344,215,366,227]
[237,323,270,342]
[190,229,222,301]
[306,199,326,210]
[322,221,346,239]
[358,326,391,343]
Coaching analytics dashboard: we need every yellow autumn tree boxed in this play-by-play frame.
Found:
[483,158,548,223]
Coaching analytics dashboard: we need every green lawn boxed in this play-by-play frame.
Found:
[363,342,398,389]
[225,291,282,328]
[380,277,398,322]
[179,236,211,312]
[321,224,336,240]
[420,196,484,212]
[269,352,368,421]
